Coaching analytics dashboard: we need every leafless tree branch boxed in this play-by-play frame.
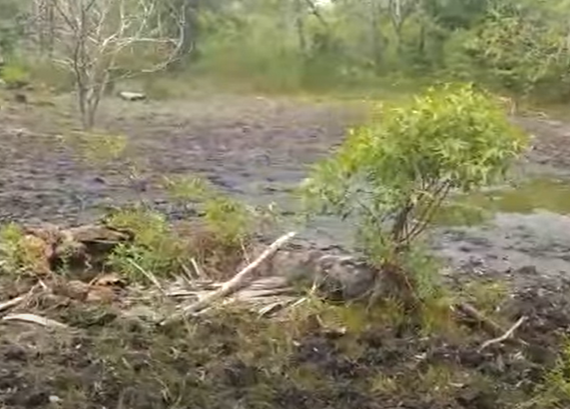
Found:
[37,0,186,129]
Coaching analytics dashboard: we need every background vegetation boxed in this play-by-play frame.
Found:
[1,0,570,103]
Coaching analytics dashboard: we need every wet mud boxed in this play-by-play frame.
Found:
[2,95,570,281]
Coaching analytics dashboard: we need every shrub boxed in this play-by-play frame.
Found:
[301,83,529,300]
[0,61,29,88]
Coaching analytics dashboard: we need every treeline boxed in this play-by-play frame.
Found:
[1,0,570,101]
[190,0,570,100]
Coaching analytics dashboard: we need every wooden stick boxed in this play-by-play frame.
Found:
[2,313,68,329]
[0,286,38,314]
[455,302,528,348]
[455,302,504,335]
[162,232,296,324]
[0,295,27,313]
[479,316,527,352]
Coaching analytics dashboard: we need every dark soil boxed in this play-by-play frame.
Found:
[0,272,569,409]
[1,90,570,408]
[0,93,355,226]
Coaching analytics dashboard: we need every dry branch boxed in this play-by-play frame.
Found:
[455,302,528,348]
[0,295,27,313]
[162,231,296,324]
[0,286,41,314]
[479,316,527,352]
[455,301,504,334]
[2,313,68,329]
[43,0,187,128]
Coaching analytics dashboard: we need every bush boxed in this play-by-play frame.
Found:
[0,61,29,88]
[301,83,529,299]
[465,3,570,101]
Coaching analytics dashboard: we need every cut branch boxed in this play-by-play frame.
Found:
[2,313,68,329]
[478,316,527,352]
[162,231,296,324]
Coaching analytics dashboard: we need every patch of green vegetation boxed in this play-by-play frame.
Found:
[529,338,570,408]
[0,61,29,87]
[0,223,49,277]
[61,131,129,166]
[462,280,510,315]
[104,206,185,281]
[415,363,459,399]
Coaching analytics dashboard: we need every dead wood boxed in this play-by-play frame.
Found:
[161,231,296,324]
[479,316,527,352]
[455,302,528,348]
[2,313,68,329]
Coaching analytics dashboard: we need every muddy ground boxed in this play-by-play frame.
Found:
[2,92,570,278]
[1,90,570,408]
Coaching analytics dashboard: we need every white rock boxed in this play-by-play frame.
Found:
[118,91,146,101]
[49,395,61,403]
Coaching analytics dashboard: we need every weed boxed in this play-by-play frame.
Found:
[0,223,50,276]
[418,295,461,338]
[374,296,409,329]
[0,61,29,87]
[162,174,271,246]
[62,131,128,166]
[104,206,185,281]
[463,280,509,315]
[530,339,570,408]
[416,364,458,399]
[370,373,400,395]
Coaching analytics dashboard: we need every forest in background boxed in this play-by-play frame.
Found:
[1,0,569,101]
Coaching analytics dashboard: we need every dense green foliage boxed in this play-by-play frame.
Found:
[188,0,570,100]
[2,0,570,101]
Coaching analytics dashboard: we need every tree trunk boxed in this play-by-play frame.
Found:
[295,0,307,55]
[370,2,385,72]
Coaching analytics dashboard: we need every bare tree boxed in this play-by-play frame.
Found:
[46,0,186,129]
[29,0,57,56]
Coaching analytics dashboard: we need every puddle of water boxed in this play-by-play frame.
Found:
[435,177,570,226]
[471,177,570,214]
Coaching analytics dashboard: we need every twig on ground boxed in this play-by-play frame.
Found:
[0,285,41,314]
[190,257,206,280]
[455,302,504,334]
[38,279,49,290]
[455,302,528,348]
[179,260,195,285]
[258,299,297,317]
[479,316,527,352]
[127,259,166,295]
[162,231,296,324]
[0,295,27,313]
[2,313,68,329]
